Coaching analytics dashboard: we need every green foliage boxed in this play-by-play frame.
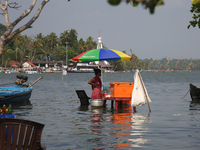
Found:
[108,0,121,6]
[109,53,149,71]
[1,28,200,71]
[112,57,200,72]
[110,61,124,71]
[1,29,101,66]
[188,3,200,29]
[108,0,164,14]
[141,58,200,71]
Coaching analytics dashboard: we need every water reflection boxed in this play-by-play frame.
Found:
[110,105,150,148]
[12,100,33,116]
[188,101,200,144]
[189,101,200,110]
[91,108,105,125]
[11,100,32,109]
[78,105,89,111]
[129,112,150,147]
[85,104,151,149]
[87,107,106,148]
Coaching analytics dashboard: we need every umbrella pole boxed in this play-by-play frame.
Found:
[100,62,103,92]
[130,49,151,113]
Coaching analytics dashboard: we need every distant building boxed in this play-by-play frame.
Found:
[11,61,20,67]
[22,61,36,68]
[31,61,63,68]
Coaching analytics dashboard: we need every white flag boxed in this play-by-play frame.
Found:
[131,69,151,106]
[63,69,67,75]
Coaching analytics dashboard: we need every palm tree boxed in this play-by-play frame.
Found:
[31,39,43,62]
[11,34,23,62]
[60,30,70,46]
[68,29,78,48]
[46,32,59,60]
[35,33,45,45]
[78,38,88,53]
[3,49,15,67]
[30,33,45,61]
[47,32,58,48]
[20,35,32,63]
[86,36,97,50]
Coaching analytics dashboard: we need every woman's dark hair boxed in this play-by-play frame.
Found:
[94,68,101,75]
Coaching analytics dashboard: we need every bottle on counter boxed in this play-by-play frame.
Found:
[102,91,107,99]
[6,104,12,114]
[2,105,6,115]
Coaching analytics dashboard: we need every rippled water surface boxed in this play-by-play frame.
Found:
[1,71,200,150]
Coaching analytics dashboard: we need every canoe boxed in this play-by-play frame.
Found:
[0,85,33,106]
[189,83,200,102]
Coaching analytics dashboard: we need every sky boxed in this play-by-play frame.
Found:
[1,0,200,60]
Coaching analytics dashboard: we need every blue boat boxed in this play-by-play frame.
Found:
[0,75,42,106]
[0,85,33,105]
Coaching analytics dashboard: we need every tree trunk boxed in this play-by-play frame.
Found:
[0,36,6,57]
[31,48,37,62]
[5,60,8,68]
[0,0,50,57]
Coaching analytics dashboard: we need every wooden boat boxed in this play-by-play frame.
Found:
[42,68,54,73]
[0,85,33,105]
[189,83,200,101]
[67,61,113,73]
[0,75,42,106]
[67,62,99,73]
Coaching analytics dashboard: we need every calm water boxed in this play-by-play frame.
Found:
[1,71,200,150]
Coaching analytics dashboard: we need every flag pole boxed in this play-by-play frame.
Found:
[130,49,151,113]
[62,69,67,82]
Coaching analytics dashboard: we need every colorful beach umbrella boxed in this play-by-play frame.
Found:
[72,48,132,62]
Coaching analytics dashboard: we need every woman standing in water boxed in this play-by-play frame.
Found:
[88,68,102,100]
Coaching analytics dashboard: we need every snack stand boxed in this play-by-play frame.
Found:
[104,82,134,110]
[71,42,146,111]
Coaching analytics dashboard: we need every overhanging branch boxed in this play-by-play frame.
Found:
[6,0,49,42]
[7,2,21,9]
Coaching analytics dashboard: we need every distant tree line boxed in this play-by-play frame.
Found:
[141,58,200,71]
[113,57,200,72]
[0,24,99,66]
[0,23,199,71]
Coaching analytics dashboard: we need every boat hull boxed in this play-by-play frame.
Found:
[0,86,33,106]
[67,70,94,73]
[189,83,200,102]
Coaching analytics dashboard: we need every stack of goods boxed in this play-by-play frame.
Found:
[0,104,12,115]
[15,74,28,85]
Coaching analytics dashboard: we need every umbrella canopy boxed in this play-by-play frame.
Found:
[72,48,132,62]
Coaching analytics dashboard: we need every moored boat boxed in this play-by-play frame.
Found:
[67,62,99,73]
[0,74,42,106]
[189,83,200,102]
[67,61,114,73]
[0,85,33,106]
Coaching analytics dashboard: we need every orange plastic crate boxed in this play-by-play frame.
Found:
[109,82,134,98]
